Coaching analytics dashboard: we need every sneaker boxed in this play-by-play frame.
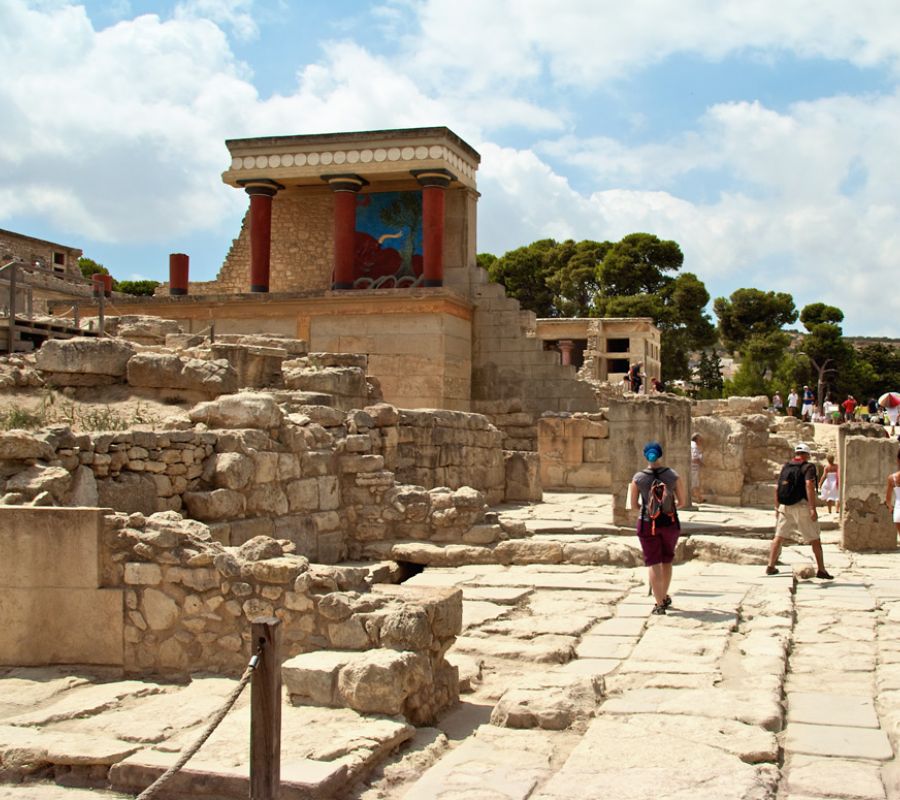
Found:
[651,604,667,615]
[765,566,778,575]
[663,595,673,608]
[816,570,834,580]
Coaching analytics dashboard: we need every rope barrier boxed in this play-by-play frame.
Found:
[135,645,263,800]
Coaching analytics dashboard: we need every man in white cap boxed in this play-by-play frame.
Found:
[766,442,833,579]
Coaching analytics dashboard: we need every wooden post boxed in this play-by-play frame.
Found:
[8,263,16,354]
[98,291,105,337]
[250,617,281,799]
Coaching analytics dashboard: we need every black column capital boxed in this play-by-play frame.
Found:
[411,168,456,188]
[322,174,369,192]
[238,178,284,197]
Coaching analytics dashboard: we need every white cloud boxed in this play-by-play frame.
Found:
[174,0,259,42]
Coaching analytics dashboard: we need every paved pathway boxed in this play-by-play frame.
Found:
[1,497,898,800]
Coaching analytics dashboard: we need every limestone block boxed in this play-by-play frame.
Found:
[124,563,162,585]
[494,540,563,565]
[6,464,71,502]
[491,673,604,730]
[246,484,288,516]
[142,588,179,631]
[35,337,136,383]
[0,430,55,461]
[237,536,284,561]
[336,650,429,715]
[364,403,399,427]
[282,651,351,705]
[207,451,254,491]
[189,392,283,429]
[582,438,609,463]
[98,473,160,516]
[127,354,238,397]
[183,488,245,521]
[67,465,99,506]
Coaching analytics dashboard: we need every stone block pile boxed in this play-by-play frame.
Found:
[283,352,371,411]
[482,400,538,451]
[102,509,461,723]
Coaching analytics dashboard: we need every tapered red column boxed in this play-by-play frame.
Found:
[559,339,574,366]
[238,179,283,293]
[323,174,368,290]
[169,253,189,295]
[412,169,455,288]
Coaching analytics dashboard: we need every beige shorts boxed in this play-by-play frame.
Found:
[776,503,821,544]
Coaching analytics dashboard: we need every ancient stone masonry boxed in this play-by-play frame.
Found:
[538,412,610,491]
[839,429,898,551]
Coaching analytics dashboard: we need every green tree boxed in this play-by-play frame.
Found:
[798,303,855,407]
[546,239,609,316]
[855,343,900,400]
[476,253,498,271]
[713,288,797,354]
[77,257,110,280]
[726,330,792,396]
[596,232,682,296]
[694,349,724,398]
[116,280,160,296]
[488,239,564,317]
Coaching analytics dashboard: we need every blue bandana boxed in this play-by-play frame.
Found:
[643,441,663,462]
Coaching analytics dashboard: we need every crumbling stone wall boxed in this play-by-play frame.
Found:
[483,402,538,451]
[395,409,506,505]
[202,190,333,295]
[840,431,897,551]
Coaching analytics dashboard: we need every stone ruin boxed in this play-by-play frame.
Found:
[1,326,897,746]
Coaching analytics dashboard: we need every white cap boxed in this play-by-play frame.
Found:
[794,442,811,454]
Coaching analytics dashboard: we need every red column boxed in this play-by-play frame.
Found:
[323,175,368,290]
[558,339,574,366]
[238,179,283,293]
[412,169,454,288]
[169,253,189,295]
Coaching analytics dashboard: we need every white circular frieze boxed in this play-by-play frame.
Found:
[401,146,415,160]
[415,146,428,159]
[230,157,242,170]
[374,148,387,162]
[347,150,360,164]
[333,151,346,165]
[320,152,333,165]
[268,155,281,168]
[295,153,307,166]
[387,147,401,161]
[429,145,443,159]
[360,149,373,163]
[255,155,268,169]
[282,154,294,167]
[307,152,320,166]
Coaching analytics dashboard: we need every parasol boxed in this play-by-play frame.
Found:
[878,391,900,408]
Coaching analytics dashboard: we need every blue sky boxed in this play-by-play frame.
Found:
[2,0,900,335]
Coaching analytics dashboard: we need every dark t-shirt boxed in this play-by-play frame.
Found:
[632,466,679,520]
[779,460,817,505]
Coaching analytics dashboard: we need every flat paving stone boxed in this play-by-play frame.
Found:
[402,724,557,800]
[576,635,637,659]
[461,586,534,604]
[451,634,577,663]
[784,722,893,760]
[787,692,879,729]
[531,715,778,800]
[784,754,886,799]
[462,600,512,629]
[586,616,647,637]
[558,658,621,677]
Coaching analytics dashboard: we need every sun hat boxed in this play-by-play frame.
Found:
[643,441,663,462]
[794,442,811,455]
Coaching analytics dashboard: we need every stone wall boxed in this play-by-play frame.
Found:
[608,396,692,526]
[840,433,898,551]
[0,506,463,724]
[538,413,610,490]
[394,409,506,505]
[484,402,538,451]
[201,190,333,295]
[0,394,519,563]
[470,274,599,416]
[0,228,82,279]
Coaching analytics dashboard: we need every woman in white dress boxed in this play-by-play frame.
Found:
[819,454,840,514]
[885,448,900,538]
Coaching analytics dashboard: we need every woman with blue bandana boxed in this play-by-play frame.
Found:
[629,440,687,615]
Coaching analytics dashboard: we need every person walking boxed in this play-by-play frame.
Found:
[766,442,833,579]
[629,441,687,615]
[819,454,840,515]
[885,448,900,540]
[772,392,784,414]
[801,386,815,421]
[787,388,799,417]
[690,433,705,504]
[841,395,858,423]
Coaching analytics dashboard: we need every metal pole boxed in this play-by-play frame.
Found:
[8,263,16,354]
[250,617,281,799]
